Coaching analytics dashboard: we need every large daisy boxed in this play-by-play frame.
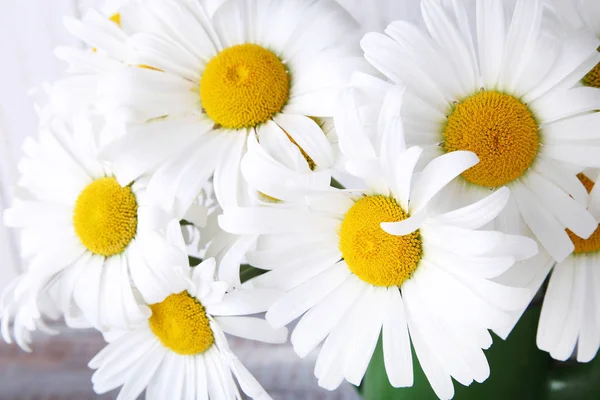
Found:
[1,113,188,339]
[537,171,600,362]
[359,0,600,262]
[219,86,538,399]
[89,257,287,400]
[93,0,362,215]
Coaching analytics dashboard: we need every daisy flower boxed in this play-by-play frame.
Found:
[359,0,600,262]
[89,257,287,400]
[1,113,188,339]
[219,86,538,400]
[537,171,600,362]
[52,5,131,116]
[95,0,362,215]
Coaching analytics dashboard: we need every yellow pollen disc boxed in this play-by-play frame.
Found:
[443,91,540,188]
[200,43,290,129]
[149,292,214,355]
[339,195,423,287]
[73,177,138,257]
[583,62,600,88]
[109,13,121,26]
[583,47,600,88]
[567,174,600,254]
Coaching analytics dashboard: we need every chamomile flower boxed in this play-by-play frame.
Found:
[52,7,130,115]
[89,258,287,400]
[219,87,538,400]
[537,171,600,362]
[359,0,600,262]
[1,113,188,340]
[96,0,361,215]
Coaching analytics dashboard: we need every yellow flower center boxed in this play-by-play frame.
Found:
[149,292,214,355]
[200,44,290,129]
[567,174,600,254]
[109,13,121,26]
[339,196,423,287]
[443,91,540,188]
[583,62,600,88]
[583,47,600,88]
[73,177,138,257]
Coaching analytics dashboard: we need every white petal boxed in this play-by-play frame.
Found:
[219,207,340,235]
[476,0,505,88]
[213,132,247,209]
[265,263,350,328]
[537,258,574,353]
[390,146,424,210]
[410,151,479,213]
[206,288,282,316]
[381,208,427,236]
[533,157,589,207]
[274,114,335,169]
[343,287,386,386]
[291,274,365,358]
[216,316,288,344]
[404,294,454,399]
[429,187,510,230]
[542,144,600,169]
[531,87,600,124]
[112,342,166,400]
[512,183,574,262]
[550,259,586,361]
[525,171,597,239]
[382,287,413,387]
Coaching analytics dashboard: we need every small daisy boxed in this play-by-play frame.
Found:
[89,258,287,400]
[359,0,600,262]
[537,171,600,362]
[1,113,188,338]
[93,0,362,215]
[52,6,131,115]
[219,87,538,400]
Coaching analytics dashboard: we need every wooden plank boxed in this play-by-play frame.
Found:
[0,327,362,399]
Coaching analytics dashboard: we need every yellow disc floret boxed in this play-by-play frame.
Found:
[567,174,600,254]
[109,13,121,26]
[339,195,423,287]
[149,292,214,355]
[583,47,600,88]
[73,177,138,257]
[200,44,290,129]
[443,91,539,188]
[583,62,600,88]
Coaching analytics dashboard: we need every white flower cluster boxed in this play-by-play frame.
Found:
[2,0,600,399]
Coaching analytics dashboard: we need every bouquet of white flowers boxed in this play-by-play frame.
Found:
[2,0,600,399]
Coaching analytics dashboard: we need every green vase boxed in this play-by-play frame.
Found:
[546,353,600,400]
